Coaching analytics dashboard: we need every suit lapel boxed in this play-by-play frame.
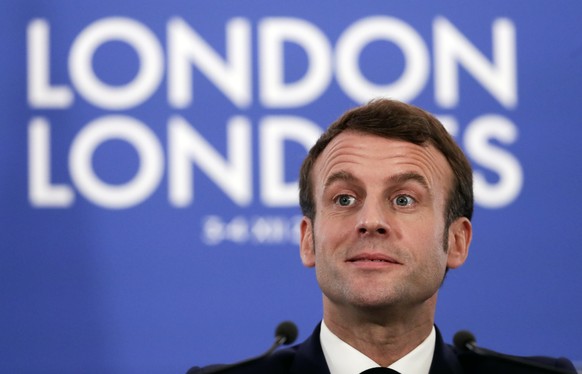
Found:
[289,323,330,374]
[429,326,465,374]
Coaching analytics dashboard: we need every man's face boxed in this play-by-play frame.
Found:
[300,131,470,312]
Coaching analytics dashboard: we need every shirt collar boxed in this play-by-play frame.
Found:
[320,320,436,374]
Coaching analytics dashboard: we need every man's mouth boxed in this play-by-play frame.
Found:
[347,253,401,265]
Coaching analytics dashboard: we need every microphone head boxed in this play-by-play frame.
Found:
[275,321,298,345]
[453,330,476,351]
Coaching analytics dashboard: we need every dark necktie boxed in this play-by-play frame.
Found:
[359,368,401,374]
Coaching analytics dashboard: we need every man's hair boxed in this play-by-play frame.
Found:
[298,99,473,227]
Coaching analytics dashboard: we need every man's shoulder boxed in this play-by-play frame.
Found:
[186,325,328,374]
[185,345,304,374]
[432,327,576,374]
[450,345,577,373]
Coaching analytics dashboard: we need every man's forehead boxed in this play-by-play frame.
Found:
[312,131,453,192]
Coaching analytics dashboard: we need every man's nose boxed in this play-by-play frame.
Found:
[355,200,390,236]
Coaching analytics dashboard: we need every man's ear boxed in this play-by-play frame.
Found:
[446,217,472,269]
[300,217,315,268]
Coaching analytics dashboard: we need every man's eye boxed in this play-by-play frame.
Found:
[335,195,356,206]
[394,195,414,207]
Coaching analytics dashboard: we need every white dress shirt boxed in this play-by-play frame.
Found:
[320,320,436,374]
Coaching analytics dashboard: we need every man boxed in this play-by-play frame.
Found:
[188,99,576,374]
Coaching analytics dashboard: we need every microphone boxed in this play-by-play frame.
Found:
[453,330,479,352]
[453,330,574,373]
[193,321,299,374]
[273,321,299,348]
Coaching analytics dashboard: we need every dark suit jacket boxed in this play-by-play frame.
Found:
[187,324,576,374]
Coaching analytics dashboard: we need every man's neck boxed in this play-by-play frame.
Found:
[322,300,436,367]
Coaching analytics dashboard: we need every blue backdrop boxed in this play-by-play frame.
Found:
[1,1,581,373]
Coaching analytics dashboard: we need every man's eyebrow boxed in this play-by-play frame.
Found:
[324,171,358,189]
[388,172,430,190]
